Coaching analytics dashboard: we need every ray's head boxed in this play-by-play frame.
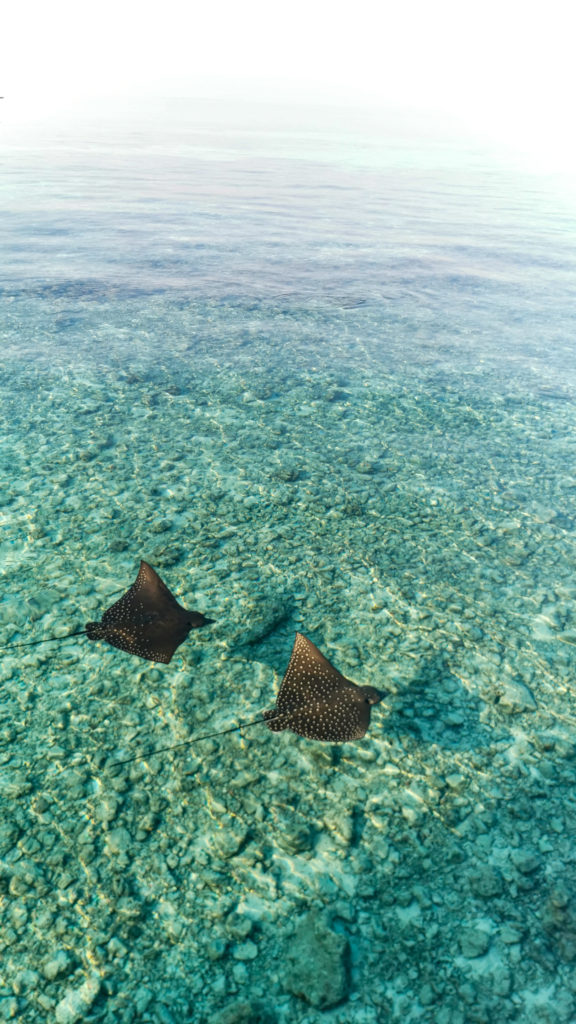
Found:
[185,611,215,629]
[358,684,386,706]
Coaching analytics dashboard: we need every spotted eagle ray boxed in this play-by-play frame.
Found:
[0,560,213,663]
[111,632,385,767]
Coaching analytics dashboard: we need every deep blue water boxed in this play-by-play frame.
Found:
[1,98,576,1024]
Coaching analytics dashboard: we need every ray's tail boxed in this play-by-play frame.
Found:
[109,715,269,768]
[0,629,88,652]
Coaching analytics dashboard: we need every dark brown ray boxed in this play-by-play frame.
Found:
[1,560,213,663]
[109,633,385,767]
[85,560,213,663]
[262,632,384,742]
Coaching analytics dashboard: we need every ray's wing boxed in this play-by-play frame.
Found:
[264,697,371,742]
[274,633,349,714]
[86,624,172,663]
[100,561,181,626]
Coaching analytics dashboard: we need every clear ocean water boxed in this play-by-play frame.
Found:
[2,98,576,1024]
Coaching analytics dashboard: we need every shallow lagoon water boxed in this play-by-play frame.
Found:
[2,100,576,1023]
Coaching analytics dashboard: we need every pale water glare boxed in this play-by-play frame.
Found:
[3,0,576,170]
[1,98,576,1024]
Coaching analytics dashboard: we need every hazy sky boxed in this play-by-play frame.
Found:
[2,0,575,165]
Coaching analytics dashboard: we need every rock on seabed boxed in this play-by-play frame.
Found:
[283,909,349,1009]
[54,974,101,1024]
[496,679,537,714]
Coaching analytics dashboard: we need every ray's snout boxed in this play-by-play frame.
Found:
[193,614,215,627]
[361,685,386,705]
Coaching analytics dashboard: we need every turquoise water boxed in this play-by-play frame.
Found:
[2,99,576,1023]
